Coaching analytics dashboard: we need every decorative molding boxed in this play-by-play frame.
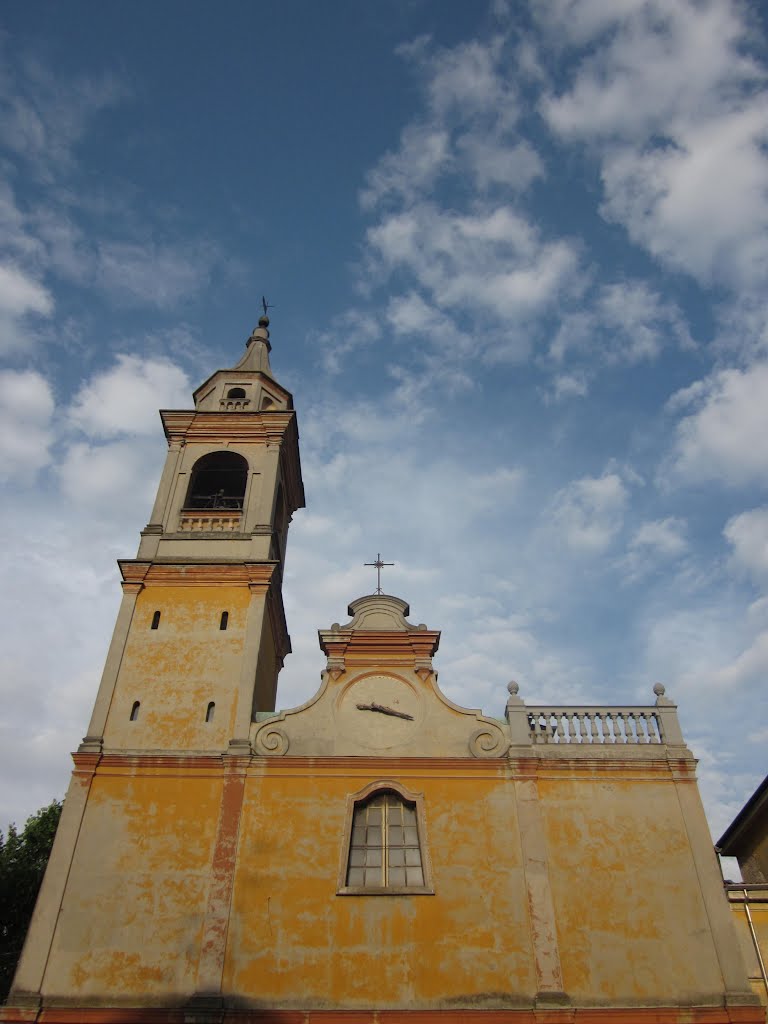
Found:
[118,561,279,589]
[469,724,511,759]
[3,1002,764,1022]
[253,726,290,756]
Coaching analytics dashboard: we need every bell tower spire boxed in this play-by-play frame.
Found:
[80,312,305,757]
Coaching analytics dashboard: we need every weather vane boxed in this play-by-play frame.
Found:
[261,295,275,317]
[364,552,394,595]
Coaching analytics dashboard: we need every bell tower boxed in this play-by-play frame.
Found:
[81,313,304,757]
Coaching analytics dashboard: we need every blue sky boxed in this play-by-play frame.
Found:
[1,0,767,863]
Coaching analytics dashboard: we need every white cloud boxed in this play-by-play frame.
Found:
[540,0,768,290]
[600,106,768,288]
[57,437,162,516]
[67,353,191,439]
[549,280,692,369]
[360,124,451,210]
[547,371,588,402]
[724,508,768,582]
[666,362,768,487]
[95,241,216,309]
[0,262,54,353]
[0,263,53,317]
[311,309,382,375]
[630,517,688,557]
[549,471,628,553]
[367,203,581,330]
[0,50,127,178]
[540,1,758,140]
[457,134,543,191]
[385,291,454,338]
[0,369,55,482]
[405,36,507,118]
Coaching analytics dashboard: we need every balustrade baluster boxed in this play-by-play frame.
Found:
[627,711,639,743]
[555,713,566,743]
[566,711,577,743]
[639,712,650,743]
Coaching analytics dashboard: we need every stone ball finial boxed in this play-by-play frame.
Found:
[653,682,666,697]
[507,680,519,696]
[258,314,270,329]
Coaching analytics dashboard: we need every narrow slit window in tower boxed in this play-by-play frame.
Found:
[220,611,229,631]
[130,701,140,722]
[151,610,161,630]
[206,702,215,723]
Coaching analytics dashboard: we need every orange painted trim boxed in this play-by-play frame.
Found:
[66,753,694,785]
[96,753,225,771]
[318,630,441,663]
[251,755,512,775]
[71,752,101,774]
[4,1004,761,1024]
[159,408,296,448]
[118,562,279,588]
[195,759,248,993]
[511,758,696,778]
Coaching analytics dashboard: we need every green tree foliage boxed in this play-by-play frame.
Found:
[0,800,62,1003]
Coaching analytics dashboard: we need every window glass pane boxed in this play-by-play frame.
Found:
[347,867,364,885]
[402,806,416,824]
[352,826,365,844]
[367,826,381,845]
[364,867,381,886]
[405,848,422,866]
[367,808,382,825]
[389,848,405,867]
[350,849,365,867]
[406,866,424,887]
[367,848,382,867]
[389,866,406,886]
[388,825,404,846]
[404,826,418,845]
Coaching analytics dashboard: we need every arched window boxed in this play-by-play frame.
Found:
[219,611,229,631]
[151,610,161,630]
[339,785,433,894]
[130,701,141,722]
[227,387,246,399]
[205,701,215,723]
[185,451,248,510]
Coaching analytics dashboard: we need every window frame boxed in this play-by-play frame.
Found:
[336,780,434,896]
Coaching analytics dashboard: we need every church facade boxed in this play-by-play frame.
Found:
[2,320,761,1024]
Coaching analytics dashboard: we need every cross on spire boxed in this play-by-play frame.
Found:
[364,553,394,595]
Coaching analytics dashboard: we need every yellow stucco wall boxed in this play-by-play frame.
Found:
[42,769,222,1002]
[539,771,725,1004]
[32,756,741,1012]
[225,765,536,1009]
[729,894,768,1012]
[103,587,250,750]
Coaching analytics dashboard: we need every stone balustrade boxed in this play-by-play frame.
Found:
[219,398,252,410]
[178,510,242,532]
[504,681,688,754]
[527,707,663,744]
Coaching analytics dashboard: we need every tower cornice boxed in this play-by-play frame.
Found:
[160,408,297,444]
[118,560,282,588]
